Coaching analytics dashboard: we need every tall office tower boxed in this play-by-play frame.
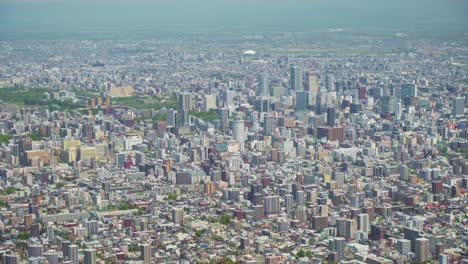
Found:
[3,254,20,264]
[401,84,417,99]
[380,96,396,114]
[453,97,465,117]
[315,89,323,114]
[399,165,409,181]
[328,237,346,262]
[284,194,293,211]
[28,245,44,257]
[218,108,229,130]
[415,238,430,262]
[326,74,335,91]
[84,249,97,264]
[203,94,217,111]
[336,218,346,237]
[47,223,55,240]
[263,116,278,136]
[115,152,127,168]
[326,106,336,127]
[43,251,59,264]
[255,98,271,113]
[62,241,71,259]
[432,181,443,194]
[345,219,357,240]
[306,71,319,105]
[397,239,411,256]
[172,207,184,224]
[68,244,79,264]
[290,64,303,91]
[166,109,178,127]
[257,76,269,96]
[438,254,449,264]
[295,190,305,207]
[222,89,236,110]
[264,196,280,215]
[295,91,309,110]
[140,244,151,264]
[178,92,193,111]
[232,116,245,150]
[135,151,146,166]
[357,213,369,233]
[84,220,98,236]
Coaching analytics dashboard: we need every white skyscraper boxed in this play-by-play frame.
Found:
[357,213,369,233]
[232,116,245,151]
[257,76,269,96]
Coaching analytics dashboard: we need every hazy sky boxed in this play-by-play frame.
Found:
[1,0,467,40]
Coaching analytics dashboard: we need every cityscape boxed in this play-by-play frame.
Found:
[0,1,467,264]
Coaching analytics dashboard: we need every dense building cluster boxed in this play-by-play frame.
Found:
[0,38,466,264]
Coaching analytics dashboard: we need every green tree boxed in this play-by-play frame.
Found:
[17,232,30,240]
[296,249,306,258]
[218,215,231,225]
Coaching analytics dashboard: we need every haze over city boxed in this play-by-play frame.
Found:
[0,1,466,264]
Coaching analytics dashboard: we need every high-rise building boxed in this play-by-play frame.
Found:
[84,220,98,236]
[178,92,193,111]
[257,76,269,96]
[415,238,430,262]
[232,116,245,151]
[43,251,59,264]
[345,219,357,240]
[140,244,151,264]
[357,213,369,233]
[264,116,278,136]
[218,108,229,130]
[290,65,303,91]
[284,194,293,211]
[432,181,443,194]
[326,74,335,91]
[453,97,465,117]
[68,244,79,264]
[295,190,305,207]
[401,84,417,98]
[28,245,44,257]
[327,106,336,127]
[135,151,146,166]
[438,254,449,264]
[399,165,409,181]
[264,196,280,215]
[397,239,411,256]
[3,253,20,264]
[47,223,55,240]
[380,96,396,114]
[172,207,184,224]
[222,89,236,110]
[203,94,217,111]
[295,91,309,110]
[84,249,97,264]
[317,126,345,143]
[329,237,346,261]
[306,71,318,105]
[166,109,178,127]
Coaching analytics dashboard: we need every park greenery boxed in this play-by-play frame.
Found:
[99,202,137,211]
[189,110,218,123]
[163,193,178,201]
[0,187,20,195]
[112,95,177,110]
[0,134,13,144]
[0,88,81,111]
